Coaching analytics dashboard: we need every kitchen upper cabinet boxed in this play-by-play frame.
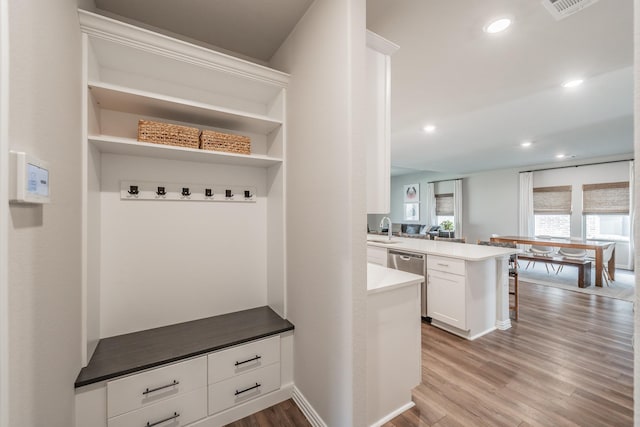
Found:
[366,31,398,214]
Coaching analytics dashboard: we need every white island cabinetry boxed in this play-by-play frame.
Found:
[367,236,517,339]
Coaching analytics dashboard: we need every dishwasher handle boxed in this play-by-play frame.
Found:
[388,250,424,260]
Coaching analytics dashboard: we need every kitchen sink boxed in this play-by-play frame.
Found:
[368,239,400,244]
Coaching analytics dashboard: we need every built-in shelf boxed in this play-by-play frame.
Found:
[88,81,283,135]
[89,135,283,167]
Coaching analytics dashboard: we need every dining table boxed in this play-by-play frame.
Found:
[490,235,615,287]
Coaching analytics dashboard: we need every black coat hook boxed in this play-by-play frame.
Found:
[156,186,166,196]
[225,189,233,198]
[128,185,139,195]
[205,188,213,197]
[244,190,252,198]
[181,187,191,197]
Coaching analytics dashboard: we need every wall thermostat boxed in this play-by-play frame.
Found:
[9,151,51,204]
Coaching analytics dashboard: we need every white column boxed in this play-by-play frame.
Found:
[495,255,512,330]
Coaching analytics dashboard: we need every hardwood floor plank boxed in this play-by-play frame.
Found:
[224,280,633,427]
[386,280,634,427]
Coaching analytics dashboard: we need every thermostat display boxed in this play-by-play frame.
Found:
[27,163,49,197]
[9,151,51,204]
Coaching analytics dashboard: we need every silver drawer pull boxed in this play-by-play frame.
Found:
[235,355,261,366]
[146,412,180,427]
[235,382,261,396]
[142,380,179,396]
[437,263,449,267]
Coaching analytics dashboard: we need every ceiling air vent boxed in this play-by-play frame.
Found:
[541,0,600,20]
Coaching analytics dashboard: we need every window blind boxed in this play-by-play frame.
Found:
[435,193,454,216]
[582,182,629,214]
[533,185,572,214]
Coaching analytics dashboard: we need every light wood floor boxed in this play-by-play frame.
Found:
[227,280,634,426]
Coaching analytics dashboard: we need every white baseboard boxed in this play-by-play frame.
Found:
[369,401,415,427]
[292,385,327,427]
[495,319,512,330]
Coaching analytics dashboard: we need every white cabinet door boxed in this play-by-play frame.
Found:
[367,245,388,267]
[366,31,398,214]
[427,269,467,330]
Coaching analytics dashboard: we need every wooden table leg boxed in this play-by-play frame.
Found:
[581,262,592,288]
[595,248,603,287]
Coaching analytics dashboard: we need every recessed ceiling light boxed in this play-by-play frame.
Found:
[562,79,584,88]
[484,18,512,34]
[521,141,532,147]
[556,154,565,159]
[423,125,436,133]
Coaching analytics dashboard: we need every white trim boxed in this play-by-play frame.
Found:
[0,0,9,425]
[77,10,289,89]
[291,386,327,427]
[366,30,399,56]
[369,401,415,427]
[495,319,512,330]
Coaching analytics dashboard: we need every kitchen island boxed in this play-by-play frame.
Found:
[367,235,518,339]
[367,263,423,427]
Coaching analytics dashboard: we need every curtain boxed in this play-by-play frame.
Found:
[426,182,436,226]
[519,172,534,236]
[453,179,463,238]
[630,161,635,270]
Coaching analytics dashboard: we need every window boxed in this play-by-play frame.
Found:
[435,193,454,229]
[582,182,630,241]
[533,185,571,237]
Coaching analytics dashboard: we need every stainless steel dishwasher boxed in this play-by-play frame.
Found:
[387,249,427,319]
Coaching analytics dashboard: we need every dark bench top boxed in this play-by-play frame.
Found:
[518,254,592,266]
[75,306,294,388]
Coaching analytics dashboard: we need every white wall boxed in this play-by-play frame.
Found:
[98,154,269,337]
[7,0,82,426]
[270,0,367,425]
[382,157,632,249]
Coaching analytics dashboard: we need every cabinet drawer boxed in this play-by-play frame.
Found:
[208,336,280,384]
[108,387,207,427]
[208,362,280,415]
[428,255,465,276]
[107,357,206,418]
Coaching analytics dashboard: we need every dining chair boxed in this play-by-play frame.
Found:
[526,235,555,274]
[556,242,588,274]
[601,243,616,286]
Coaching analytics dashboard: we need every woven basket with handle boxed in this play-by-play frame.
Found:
[200,130,251,155]
[137,119,200,149]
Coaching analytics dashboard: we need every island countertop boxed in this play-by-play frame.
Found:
[367,262,424,294]
[367,235,518,261]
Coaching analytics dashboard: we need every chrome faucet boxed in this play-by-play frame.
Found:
[380,216,392,240]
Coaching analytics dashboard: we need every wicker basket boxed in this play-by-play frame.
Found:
[200,130,251,155]
[137,120,200,149]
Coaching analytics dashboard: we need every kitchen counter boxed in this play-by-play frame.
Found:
[366,263,421,426]
[367,262,424,294]
[367,235,518,260]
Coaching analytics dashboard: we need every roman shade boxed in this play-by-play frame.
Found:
[582,182,630,214]
[435,193,454,216]
[533,185,572,214]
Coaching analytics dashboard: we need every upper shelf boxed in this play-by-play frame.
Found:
[89,135,283,168]
[89,82,283,135]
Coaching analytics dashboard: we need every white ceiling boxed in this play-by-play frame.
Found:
[90,0,634,176]
[367,0,634,175]
[93,0,314,62]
